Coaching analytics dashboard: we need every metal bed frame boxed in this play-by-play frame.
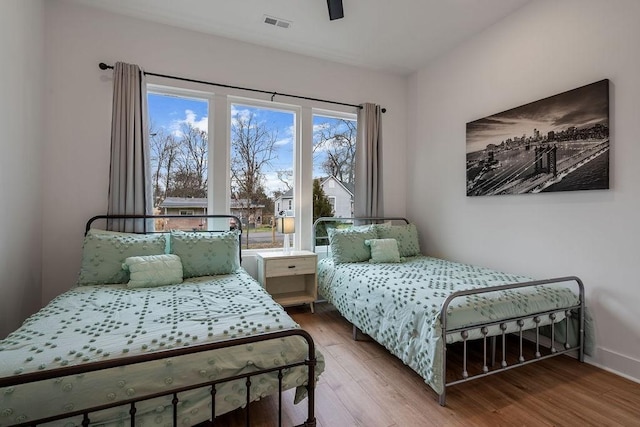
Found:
[313,216,585,406]
[0,214,318,427]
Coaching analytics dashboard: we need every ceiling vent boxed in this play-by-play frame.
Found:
[263,15,292,29]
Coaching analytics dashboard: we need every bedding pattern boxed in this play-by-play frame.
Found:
[0,269,324,426]
[317,256,579,395]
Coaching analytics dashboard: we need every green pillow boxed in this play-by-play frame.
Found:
[170,229,240,277]
[77,229,167,286]
[365,238,401,263]
[123,254,183,288]
[375,223,421,257]
[328,227,378,263]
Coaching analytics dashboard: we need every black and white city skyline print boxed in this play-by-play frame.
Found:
[466,79,609,196]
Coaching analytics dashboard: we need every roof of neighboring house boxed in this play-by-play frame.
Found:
[274,176,353,202]
[277,188,294,199]
[336,179,355,196]
[160,197,207,208]
[230,199,265,209]
[160,197,264,209]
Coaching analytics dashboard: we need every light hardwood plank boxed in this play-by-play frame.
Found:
[212,303,640,426]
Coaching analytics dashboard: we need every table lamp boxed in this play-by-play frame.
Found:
[277,216,295,254]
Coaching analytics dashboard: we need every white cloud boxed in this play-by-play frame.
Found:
[262,171,291,197]
[168,109,209,137]
[275,137,292,146]
[184,110,208,132]
[230,106,254,127]
[313,123,330,133]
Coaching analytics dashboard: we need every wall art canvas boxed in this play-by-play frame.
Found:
[466,79,609,196]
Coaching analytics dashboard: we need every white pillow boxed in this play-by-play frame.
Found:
[123,254,183,288]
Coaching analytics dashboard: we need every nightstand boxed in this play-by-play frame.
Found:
[256,250,318,313]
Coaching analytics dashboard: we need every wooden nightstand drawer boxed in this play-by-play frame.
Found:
[265,256,316,277]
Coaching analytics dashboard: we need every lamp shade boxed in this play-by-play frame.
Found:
[277,216,295,234]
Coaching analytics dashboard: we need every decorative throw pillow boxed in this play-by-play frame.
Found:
[123,254,183,288]
[327,227,378,263]
[375,223,421,257]
[365,238,401,263]
[77,229,167,286]
[170,229,240,277]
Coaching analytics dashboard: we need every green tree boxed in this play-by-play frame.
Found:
[313,178,334,246]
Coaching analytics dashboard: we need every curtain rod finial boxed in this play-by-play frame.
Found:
[99,62,111,70]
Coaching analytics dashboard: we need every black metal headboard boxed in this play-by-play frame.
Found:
[85,214,243,263]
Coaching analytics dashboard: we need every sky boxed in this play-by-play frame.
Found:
[147,93,352,197]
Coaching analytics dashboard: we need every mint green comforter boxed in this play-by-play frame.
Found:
[317,256,580,395]
[0,269,323,426]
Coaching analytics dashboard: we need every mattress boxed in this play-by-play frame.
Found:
[0,269,324,426]
[317,255,579,395]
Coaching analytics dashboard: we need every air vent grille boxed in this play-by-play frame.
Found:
[263,15,291,29]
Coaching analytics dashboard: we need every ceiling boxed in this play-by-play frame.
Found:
[68,0,532,76]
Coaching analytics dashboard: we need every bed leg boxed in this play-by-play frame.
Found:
[438,392,446,406]
[352,325,369,341]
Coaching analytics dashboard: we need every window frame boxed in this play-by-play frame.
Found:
[328,196,336,213]
[146,82,357,253]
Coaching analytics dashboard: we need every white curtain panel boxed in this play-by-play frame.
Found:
[107,62,152,232]
[355,103,384,217]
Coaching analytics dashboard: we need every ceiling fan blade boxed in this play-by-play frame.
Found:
[327,0,344,20]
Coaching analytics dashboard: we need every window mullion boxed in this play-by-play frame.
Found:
[211,94,229,215]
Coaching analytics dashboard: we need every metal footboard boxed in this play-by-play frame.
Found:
[0,329,318,427]
[438,276,585,406]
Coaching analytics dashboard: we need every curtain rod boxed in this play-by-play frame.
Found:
[99,62,386,113]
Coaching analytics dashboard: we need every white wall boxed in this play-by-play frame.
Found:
[42,1,407,303]
[0,0,44,337]
[408,0,640,381]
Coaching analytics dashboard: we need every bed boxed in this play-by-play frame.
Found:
[313,217,586,406]
[0,215,323,427]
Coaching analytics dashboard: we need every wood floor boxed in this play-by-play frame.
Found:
[213,303,640,427]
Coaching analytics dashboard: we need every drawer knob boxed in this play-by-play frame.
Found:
[288,265,296,268]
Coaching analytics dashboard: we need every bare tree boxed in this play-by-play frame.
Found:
[149,124,180,207]
[313,119,357,184]
[231,110,278,247]
[167,122,208,198]
[276,169,293,191]
[149,121,208,206]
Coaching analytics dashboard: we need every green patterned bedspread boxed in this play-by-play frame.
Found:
[0,269,323,426]
[317,256,579,395]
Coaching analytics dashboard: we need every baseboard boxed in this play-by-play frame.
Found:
[518,331,640,383]
[589,347,640,384]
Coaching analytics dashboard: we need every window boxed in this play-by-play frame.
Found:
[230,102,295,249]
[328,196,336,213]
[147,90,211,231]
[312,113,357,222]
[147,85,356,250]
